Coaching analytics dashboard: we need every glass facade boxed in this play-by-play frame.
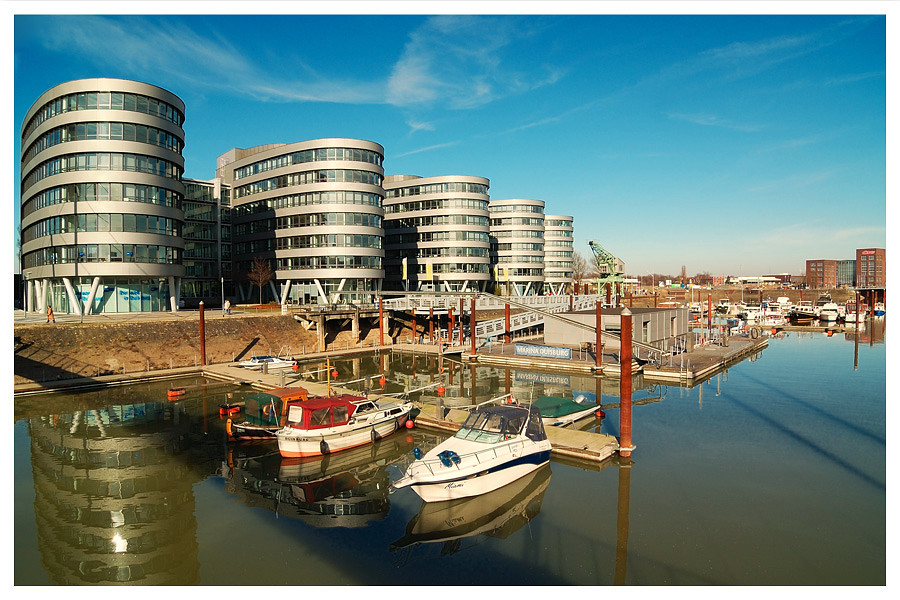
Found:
[20,78,186,315]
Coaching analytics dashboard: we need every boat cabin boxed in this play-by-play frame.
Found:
[284,395,371,430]
[455,405,547,443]
[244,387,309,426]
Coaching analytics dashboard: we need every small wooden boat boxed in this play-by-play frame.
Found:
[392,404,552,502]
[276,395,413,458]
[226,387,309,441]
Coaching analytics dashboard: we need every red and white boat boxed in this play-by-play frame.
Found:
[276,395,413,458]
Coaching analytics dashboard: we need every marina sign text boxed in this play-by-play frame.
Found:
[514,343,572,360]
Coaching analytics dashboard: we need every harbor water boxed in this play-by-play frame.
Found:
[13,326,886,585]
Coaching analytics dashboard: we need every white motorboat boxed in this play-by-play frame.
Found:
[276,395,413,458]
[873,302,885,317]
[532,394,599,426]
[819,302,840,322]
[238,355,297,370]
[392,404,552,502]
[844,301,867,323]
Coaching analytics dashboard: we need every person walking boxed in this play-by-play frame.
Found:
[224,299,231,316]
[46,304,55,323]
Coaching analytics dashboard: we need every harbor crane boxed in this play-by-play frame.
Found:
[588,240,625,299]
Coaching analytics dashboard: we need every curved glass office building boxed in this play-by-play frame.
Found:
[20,78,186,315]
[383,175,491,293]
[219,139,385,305]
[543,214,574,295]
[489,198,545,296]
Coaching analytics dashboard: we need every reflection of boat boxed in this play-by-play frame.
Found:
[276,395,412,458]
[225,435,413,528]
[227,387,309,441]
[532,394,598,426]
[392,404,551,502]
[390,464,551,551]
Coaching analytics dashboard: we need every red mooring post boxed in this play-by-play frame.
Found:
[378,297,384,346]
[429,307,434,343]
[199,301,207,366]
[606,283,612,306]
[619,307,634,457]
[470,298,477,356]
[595,301,602,370]
[569,294,574,311]
[459,298,465,346]
[505,303,511,343]
[449,306,455,344]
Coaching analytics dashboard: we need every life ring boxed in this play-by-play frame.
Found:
[320,439,329,455]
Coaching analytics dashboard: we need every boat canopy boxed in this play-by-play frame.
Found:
[244,387,309,425]
[455,405,547,443]
[284,395,367,430]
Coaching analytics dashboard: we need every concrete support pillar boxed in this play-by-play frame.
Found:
[84,277,101,316]
[316,315,326,352]
[268,280,278,304]
[168,276,177,311]
[39,279,49,313]
[26,279,34,313]
[280,279,292,305]
[62,277,82,316]
[352,310,359,342]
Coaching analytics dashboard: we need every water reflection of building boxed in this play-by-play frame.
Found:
[27,402,198,584]
[224,435,413,528]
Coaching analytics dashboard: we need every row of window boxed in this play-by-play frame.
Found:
[23,90,184,142]
[384,198,489,214]
[384,181,488,198]
[182,222,224,241]
[494,242,544,252]
[184,240,230,260]
[275,255,383,271]
[489,204,544,214]
[24,152,182,189]
[23,244,181,268]
[494,255,545,263]
[544,271,575,279]
[545,219,573,227]
[544,250,573,257]
[23,214,181,242]
[233,169,382,199]
[545,239,574,247]
[182,202,229,223]
[386,247,489,259]
[233,147,383,180]
[386,231,490,244]
[491,217,544,227]
[232,190,382,218]
[24,121,183,164]
[237,235,384,257]
[384,215,489,229]
[491,229,543,239]
[22,183,182,217]
[386,262,491,275]
[234,212,383,237]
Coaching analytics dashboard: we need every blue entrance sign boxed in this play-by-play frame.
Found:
[514,343,572,360]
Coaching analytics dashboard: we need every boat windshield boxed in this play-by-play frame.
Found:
[454,409,524,444]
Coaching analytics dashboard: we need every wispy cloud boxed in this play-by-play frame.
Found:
[393,141,460,158]
[386,16,566,109]
[406,120,435,134]
[667,112,762,132]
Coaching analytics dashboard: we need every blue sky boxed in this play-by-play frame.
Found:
[9,6,890,277]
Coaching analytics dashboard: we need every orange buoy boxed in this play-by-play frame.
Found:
[331,370,339,378]
[167,388,185,399]
[437,385,445,396]
[405,419,414,429]
[292,363,299,372]
[595,409,606,419]
[379,376,386,387]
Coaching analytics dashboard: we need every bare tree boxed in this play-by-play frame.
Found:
[572,251,591,290]
[247,257,273,304]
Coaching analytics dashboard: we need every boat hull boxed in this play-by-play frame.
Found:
[408,452,551,503]
[277,414,408,458]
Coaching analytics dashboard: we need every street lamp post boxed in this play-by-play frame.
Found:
[221,277,225,316]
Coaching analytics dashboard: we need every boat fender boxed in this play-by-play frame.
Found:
[371,428,379,444]
[413,447,421,459]
[320,439,329,455]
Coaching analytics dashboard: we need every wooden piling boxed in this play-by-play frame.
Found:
[199,301,206,366]
[619,307,633,457]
